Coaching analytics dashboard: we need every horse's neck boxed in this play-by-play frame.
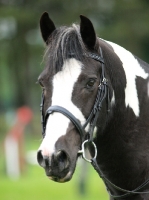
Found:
[93,39,149,192]
[100,38,149,119]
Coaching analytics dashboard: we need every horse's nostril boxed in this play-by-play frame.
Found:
[37,150,45,167]
[55,150,70,172]
[56,151,67,162]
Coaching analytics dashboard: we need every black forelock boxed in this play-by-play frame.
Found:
[44,24,88,74]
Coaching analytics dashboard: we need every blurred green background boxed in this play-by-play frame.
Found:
[1,0,149,199]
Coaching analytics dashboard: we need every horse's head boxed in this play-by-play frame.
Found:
[37,12,109,182]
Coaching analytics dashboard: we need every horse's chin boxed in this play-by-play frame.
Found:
[48,171,73,183]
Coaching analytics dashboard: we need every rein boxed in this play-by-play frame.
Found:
[40,47,149,199]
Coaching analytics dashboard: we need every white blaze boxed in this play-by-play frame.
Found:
[38,58,86,155]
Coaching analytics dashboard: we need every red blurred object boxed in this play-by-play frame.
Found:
[9,106,33,140]
[4,106,33,178]
[16,106,33,125]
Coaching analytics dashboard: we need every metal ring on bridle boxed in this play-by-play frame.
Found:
[78,139,97,163]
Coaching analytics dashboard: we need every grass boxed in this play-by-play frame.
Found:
[0,157,108,200]
[0,113,108,200]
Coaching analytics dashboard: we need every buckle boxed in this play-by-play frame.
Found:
[102,78,108,85]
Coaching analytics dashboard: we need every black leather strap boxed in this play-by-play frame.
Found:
[45,106,85,141]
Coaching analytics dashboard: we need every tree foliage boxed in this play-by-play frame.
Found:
[0,0,149,110]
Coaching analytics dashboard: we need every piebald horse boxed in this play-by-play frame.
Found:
[37,12,149,199]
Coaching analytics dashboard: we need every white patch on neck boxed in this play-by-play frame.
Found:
[105,40,148,116]
[39,58,87,155]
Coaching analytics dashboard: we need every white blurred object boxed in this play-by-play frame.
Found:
[26,150,38,165]
[4,136,20,179]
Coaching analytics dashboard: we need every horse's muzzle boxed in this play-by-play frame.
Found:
[37,150,71,182]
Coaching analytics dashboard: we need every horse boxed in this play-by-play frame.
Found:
[37,12,149,200]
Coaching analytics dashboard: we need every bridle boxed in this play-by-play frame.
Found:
[40,47,149,199]
[40,47,108,139]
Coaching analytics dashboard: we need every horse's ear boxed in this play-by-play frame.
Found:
[80,15,96,49]
[40,12,56,44]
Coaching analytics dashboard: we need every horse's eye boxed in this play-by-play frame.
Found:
[86,79,96,89]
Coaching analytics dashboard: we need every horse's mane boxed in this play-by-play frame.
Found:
[44,24,88,73]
